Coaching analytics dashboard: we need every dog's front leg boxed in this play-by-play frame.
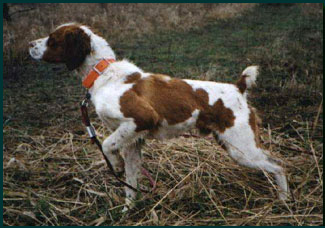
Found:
[100,122,143,212]
[102,121,137,160]
[121,141,143,212]
[102,140,124,173]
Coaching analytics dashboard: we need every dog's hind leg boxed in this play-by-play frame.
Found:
[214,124,289,200]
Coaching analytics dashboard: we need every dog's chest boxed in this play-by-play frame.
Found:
[90,82,133,130]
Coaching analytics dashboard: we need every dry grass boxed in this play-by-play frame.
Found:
[3,3,256,63]
[3,3,323,226]
[3,115,323,225]
[301,3,323,16]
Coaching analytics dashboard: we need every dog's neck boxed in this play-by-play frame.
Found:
[76,26,116,80]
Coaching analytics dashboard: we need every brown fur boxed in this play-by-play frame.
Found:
[120,74,235,133]
[236,74,247,93]
[197,98,236,134]
[124,72,141,83]
[42,25,91,71]
[120,90,160,132]
[248,107,262,148]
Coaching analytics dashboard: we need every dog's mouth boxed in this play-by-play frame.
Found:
[29,48,43,61]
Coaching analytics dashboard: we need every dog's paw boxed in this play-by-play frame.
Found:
[121,198,135,213]
[121,206,130,213]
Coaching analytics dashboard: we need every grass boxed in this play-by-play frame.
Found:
[3,3,323,226]
[3,3,256,65]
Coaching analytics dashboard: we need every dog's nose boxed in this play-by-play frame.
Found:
[29,41,36,48]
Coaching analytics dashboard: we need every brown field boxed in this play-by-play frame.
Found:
[3,3,323,226]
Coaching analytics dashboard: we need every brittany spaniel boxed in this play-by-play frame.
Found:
[29,23,289,211]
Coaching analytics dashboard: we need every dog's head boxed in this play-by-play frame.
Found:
[29,23,91,71]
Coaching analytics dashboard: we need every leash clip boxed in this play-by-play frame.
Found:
[86,125,96,138]
[81,98,89,107]
[80,92,91,107]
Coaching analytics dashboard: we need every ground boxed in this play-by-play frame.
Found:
[3,3,323,226]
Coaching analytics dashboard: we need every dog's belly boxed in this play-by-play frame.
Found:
[148,109,200,140]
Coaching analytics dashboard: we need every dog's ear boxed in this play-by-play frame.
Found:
[64,28,91,71]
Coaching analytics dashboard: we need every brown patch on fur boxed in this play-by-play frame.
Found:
[42,25,91,71]
[120,90,160,132]
[236,74,247,93]
[249,106,262,148]
[196,99,235,134]
[124,72,141,83]
[120,74,236,133]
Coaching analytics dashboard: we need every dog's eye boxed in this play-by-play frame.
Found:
[48,37,57,48]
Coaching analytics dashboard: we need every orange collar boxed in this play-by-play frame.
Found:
[82,59,115,89]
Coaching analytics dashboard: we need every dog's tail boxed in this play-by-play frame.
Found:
[236,66,259,94]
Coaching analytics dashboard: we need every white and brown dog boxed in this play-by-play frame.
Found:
[29,23,289,211]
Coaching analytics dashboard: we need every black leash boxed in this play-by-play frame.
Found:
[80,93,150,193]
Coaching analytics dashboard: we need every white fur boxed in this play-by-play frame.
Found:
[78,25,116,77]
[29,37,48,60]
[242,65,259,89]
[30,24,289,211]
[91,61,288,205]
[150,109,200,140]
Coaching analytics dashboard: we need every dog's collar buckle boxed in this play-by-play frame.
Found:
[82,58,115,89]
